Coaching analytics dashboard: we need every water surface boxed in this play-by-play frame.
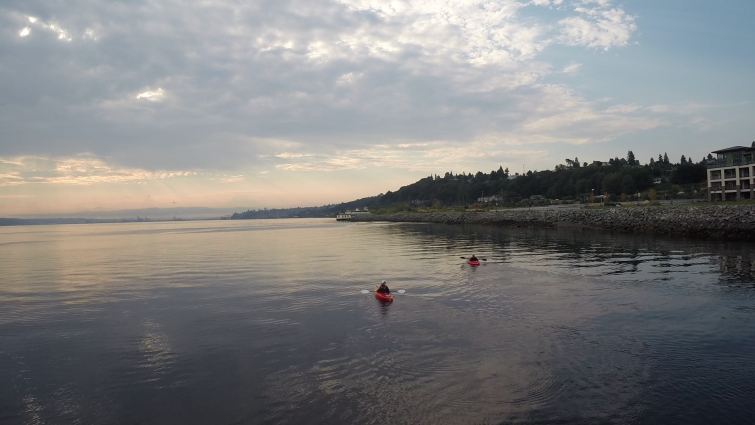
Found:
[1,219,755,424]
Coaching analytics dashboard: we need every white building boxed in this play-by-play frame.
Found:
[336,207,371,221]
[707,145,755,201]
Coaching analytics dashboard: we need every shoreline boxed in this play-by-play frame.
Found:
[348,205,755,240]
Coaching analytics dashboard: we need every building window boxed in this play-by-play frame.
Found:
[724,169,737,179]
[710,171,721,180]
[740,168,750,178]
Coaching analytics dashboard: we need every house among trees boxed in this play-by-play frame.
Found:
[477,195,502,203]
[336,206,371,221]
[707,143,755,201]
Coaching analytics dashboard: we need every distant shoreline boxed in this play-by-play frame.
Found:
[0,217,217,226]
[347,205,755,241]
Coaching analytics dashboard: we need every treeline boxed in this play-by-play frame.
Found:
[370,151,708,210]
[230,151,709,219]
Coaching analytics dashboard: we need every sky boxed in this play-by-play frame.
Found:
[1,0,753,215]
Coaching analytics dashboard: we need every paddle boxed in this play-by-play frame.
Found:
[361,289,405,294]
[460,256,487,261]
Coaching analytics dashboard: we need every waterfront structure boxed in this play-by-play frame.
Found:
[336,207,371,221]
[707,145,755,201]
[476,195,502,203]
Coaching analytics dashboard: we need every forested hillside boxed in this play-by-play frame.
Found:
[232,151,709,218]
[371,151,707,211]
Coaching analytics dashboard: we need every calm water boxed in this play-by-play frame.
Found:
[2,219,755,424]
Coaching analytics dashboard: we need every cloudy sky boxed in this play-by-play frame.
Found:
[1,0,753,215]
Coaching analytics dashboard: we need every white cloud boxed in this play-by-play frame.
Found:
[559,2,637,50]
[136,88,165,101]
[604,104,641,114]
[562,63,582,73]
[19,27,30,37]
[0,155,197,186]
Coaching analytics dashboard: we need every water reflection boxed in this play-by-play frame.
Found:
[1,220,755,424]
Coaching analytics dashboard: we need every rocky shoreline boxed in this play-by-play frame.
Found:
[348,205,755,240]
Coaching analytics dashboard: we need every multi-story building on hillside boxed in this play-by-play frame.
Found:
[708,144,755,201]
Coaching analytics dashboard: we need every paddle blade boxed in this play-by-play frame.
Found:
[360,290,370,294]
[397,290,406,294]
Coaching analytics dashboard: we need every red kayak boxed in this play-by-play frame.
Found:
[467,259,480,266]
[375,291,393,302]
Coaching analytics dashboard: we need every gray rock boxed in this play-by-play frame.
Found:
[347,205,755,240]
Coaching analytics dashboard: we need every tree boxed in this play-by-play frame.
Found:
[621,175,636,194]
[620,193,627,202]
[649,157,655,165]
[658,154,663,163]
[663,152,669,164]
[602,173,622,194]
[680,155,687,164]
[671,162,707,185]
[574,157,581,168]
[627,150,636,166]
[648,188,657,201]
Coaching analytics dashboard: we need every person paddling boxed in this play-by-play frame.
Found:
[470,255,479,262]
[376,280,391,294]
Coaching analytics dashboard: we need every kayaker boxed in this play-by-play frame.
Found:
[376,280,391,294]
[470,255,478,262]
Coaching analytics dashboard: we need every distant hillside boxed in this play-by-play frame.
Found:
[230,195,382,219]
[16,207,244,220]
[228,151,711,219]
[0,217,152,226]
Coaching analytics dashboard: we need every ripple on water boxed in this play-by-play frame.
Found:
[3,221,755,424]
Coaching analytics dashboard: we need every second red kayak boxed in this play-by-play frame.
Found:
[375,291,393,302]
[467,259,480,266]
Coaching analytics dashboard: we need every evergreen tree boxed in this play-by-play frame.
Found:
[680,155,687,164]
[627,150,636,166]
[649,157,655,165]
[663,152,669,164]
[622,175,636,194]
[658,154,663,163]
